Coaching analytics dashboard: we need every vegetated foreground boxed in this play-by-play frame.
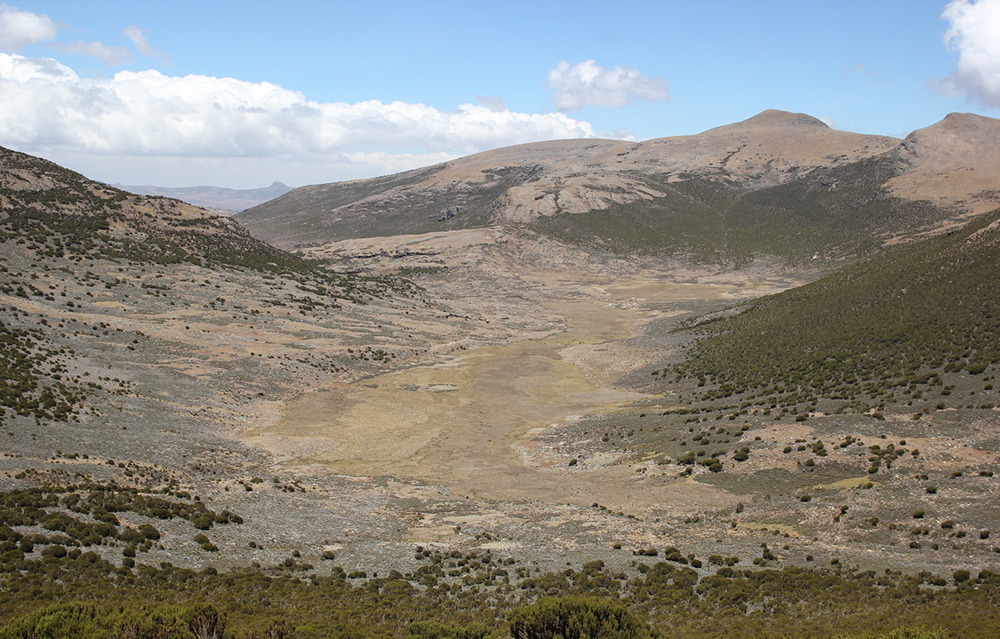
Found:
[3,145,1000,637]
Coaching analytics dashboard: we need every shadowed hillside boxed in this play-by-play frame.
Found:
[670,207,1000,417]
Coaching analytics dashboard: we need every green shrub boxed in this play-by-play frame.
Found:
[508,597,656,639]
[410,620,500,639]
[137,524,160,541]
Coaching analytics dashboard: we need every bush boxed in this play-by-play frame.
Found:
[184,603,226,639]
[192,515,214,530]
[508,597,656,639]
[137,524,160,541]
[410,621,499,639]
[41,545,66,559]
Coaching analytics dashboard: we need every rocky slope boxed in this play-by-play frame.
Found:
[0,144,466,462]
[238,110,1000,263]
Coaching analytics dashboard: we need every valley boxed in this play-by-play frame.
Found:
[246,272,742,508]
[3,110,1000,637]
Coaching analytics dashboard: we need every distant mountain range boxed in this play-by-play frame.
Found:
[115,180,294,214]
[237,110,1000,265]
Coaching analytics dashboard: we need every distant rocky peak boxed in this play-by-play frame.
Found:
[742,109,830,129]
[703,109,831,136]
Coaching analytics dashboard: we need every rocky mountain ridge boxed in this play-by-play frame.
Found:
[238,110,1000,259]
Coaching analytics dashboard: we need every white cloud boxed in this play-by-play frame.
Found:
[123,25,171,64]
[0,53,603,186]
[547,59,669,111]
[941,0,1000,107]
[52,40,133,66]
[0,7,131,66]
[0,4,58,52]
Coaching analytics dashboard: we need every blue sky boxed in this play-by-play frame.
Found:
[2,0,999,188]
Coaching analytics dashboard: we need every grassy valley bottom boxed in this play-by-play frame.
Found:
[0,486,994,639]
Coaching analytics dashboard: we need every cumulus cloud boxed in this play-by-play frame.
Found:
[0,53,598,165]
[547,59,669,111]
[0,4,58,52]
[52,40,133,66]
[940,0,1000,107]
[123,25,171,64]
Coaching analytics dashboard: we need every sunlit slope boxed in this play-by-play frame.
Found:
[238,110,1000,265]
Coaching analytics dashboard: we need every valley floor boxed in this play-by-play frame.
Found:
[2,230,998,586]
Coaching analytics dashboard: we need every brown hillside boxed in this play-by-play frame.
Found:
[240,110,919,249]
[886,112,1000,214]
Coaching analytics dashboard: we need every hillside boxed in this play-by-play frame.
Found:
[670,207,1000,416]
[887,113,1000,212]
[238,110,1000,265]
[0,144,444,447]
[2,148,306,274]
[504,208,1000,592]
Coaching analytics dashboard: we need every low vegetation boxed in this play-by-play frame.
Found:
[485,160,943,265]
[0,145,424,428]
[669,208,1000,417]
[0,481,997,638]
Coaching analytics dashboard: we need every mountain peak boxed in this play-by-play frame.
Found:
[703,109,830,135]
[886,112,1000,213]
[902,112,1000,142]
[744,109,830,128]
[941,111,1000,126]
